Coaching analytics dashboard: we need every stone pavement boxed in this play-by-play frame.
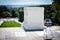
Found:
[0,27,60,40]
[0,28,44,40]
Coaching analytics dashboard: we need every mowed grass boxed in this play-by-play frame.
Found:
[0,21,21,28]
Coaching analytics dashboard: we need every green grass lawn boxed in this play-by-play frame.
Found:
[0,21,21,28]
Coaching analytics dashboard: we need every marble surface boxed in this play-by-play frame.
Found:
[0,27,60,40]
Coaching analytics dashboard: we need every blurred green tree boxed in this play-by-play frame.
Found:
[11,8,19,18]
[0,6,10,18]
[51,0,60,25]
[18,7,24,23]
[3,12,12,18]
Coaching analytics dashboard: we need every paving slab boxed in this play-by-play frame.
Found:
[0,27,60,40]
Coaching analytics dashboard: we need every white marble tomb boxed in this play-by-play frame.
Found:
[23,7,45,31]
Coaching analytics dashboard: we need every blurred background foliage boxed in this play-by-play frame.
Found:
[51,0,60,26]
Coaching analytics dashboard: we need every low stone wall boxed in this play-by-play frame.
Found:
[0,18,19,25]
[0,18,19,21]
